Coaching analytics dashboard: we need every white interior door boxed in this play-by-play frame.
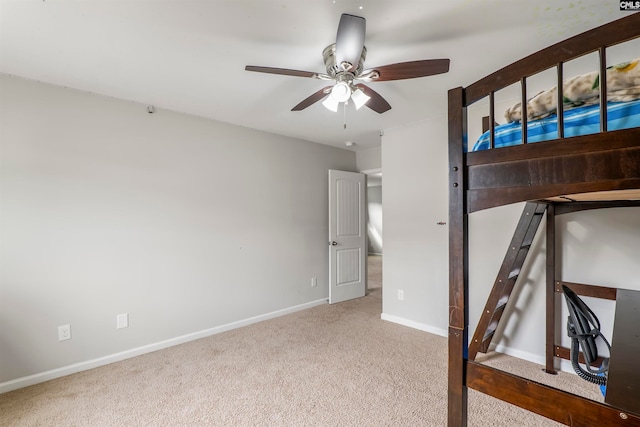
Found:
[328,170,366,304]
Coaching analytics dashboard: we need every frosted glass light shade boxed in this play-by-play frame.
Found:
[322,95,340,112]
[330,82,351,102]
[351,88,370,109]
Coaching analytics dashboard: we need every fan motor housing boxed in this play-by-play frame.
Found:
[323,44,367,78]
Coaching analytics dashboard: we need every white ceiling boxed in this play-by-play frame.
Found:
[0,0,628,151]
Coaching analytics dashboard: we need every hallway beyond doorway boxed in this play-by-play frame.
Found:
[368,255,382,290]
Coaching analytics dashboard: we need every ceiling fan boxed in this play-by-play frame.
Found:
[245,14,450,114]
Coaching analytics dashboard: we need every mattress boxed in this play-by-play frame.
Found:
[471,98,640,152]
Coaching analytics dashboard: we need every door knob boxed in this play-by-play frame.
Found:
[329,241,338,246]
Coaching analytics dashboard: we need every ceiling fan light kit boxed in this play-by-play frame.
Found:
[322,94,340,112]
[330,81,351,103]
[245,13,450,114]
[350,88,370,110]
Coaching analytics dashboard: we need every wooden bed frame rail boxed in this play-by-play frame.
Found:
[448,13,640,427]
[467,128,640,211]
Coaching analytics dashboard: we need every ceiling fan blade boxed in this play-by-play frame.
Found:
[245,66,322,79]
[355,84,391,114]
[365,59,450,82]
[335,14,366,70]
[291,86,333,111]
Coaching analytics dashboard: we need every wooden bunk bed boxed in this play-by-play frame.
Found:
[447,13,640,426]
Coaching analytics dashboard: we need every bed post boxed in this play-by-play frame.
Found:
[448,86,468,427]
[545,202,557,374]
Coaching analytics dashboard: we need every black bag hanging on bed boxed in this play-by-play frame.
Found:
[562,285,610,387]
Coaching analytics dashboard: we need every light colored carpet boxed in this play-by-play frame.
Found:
[0,256,602,426]
[368,254,382,290]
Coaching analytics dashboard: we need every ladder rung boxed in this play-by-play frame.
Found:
[483,322,498,342]
[482,331,495,344]
[495,295,509,311]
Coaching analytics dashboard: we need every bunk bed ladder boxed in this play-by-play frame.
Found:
[468,202,548,360]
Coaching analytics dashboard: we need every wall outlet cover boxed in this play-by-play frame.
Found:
[117,313,129,329]
[58,324,71,341]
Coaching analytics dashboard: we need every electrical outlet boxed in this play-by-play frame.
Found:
[58,324,71,341]
[311,277,317,287]
[117,313,129,329]
[397,290,404,301]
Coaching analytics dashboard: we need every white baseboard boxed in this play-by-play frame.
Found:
[486,343,575,375]
[490,343,544,365]
[380,315,576,376]
[380,313,448,337]
[0,298,327,394]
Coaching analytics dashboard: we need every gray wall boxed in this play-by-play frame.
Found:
[356,146,381,171]
[0,75,356,388]
[381,118,449,334]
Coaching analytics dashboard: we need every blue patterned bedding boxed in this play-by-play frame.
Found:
[471,99,640,152]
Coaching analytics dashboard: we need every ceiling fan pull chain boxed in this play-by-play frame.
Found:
[343,100,347,129]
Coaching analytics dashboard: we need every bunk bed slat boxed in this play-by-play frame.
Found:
[556,63,564,139]
[599,47,608,133]
[489,92,495,149]
[520,78,528,144]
